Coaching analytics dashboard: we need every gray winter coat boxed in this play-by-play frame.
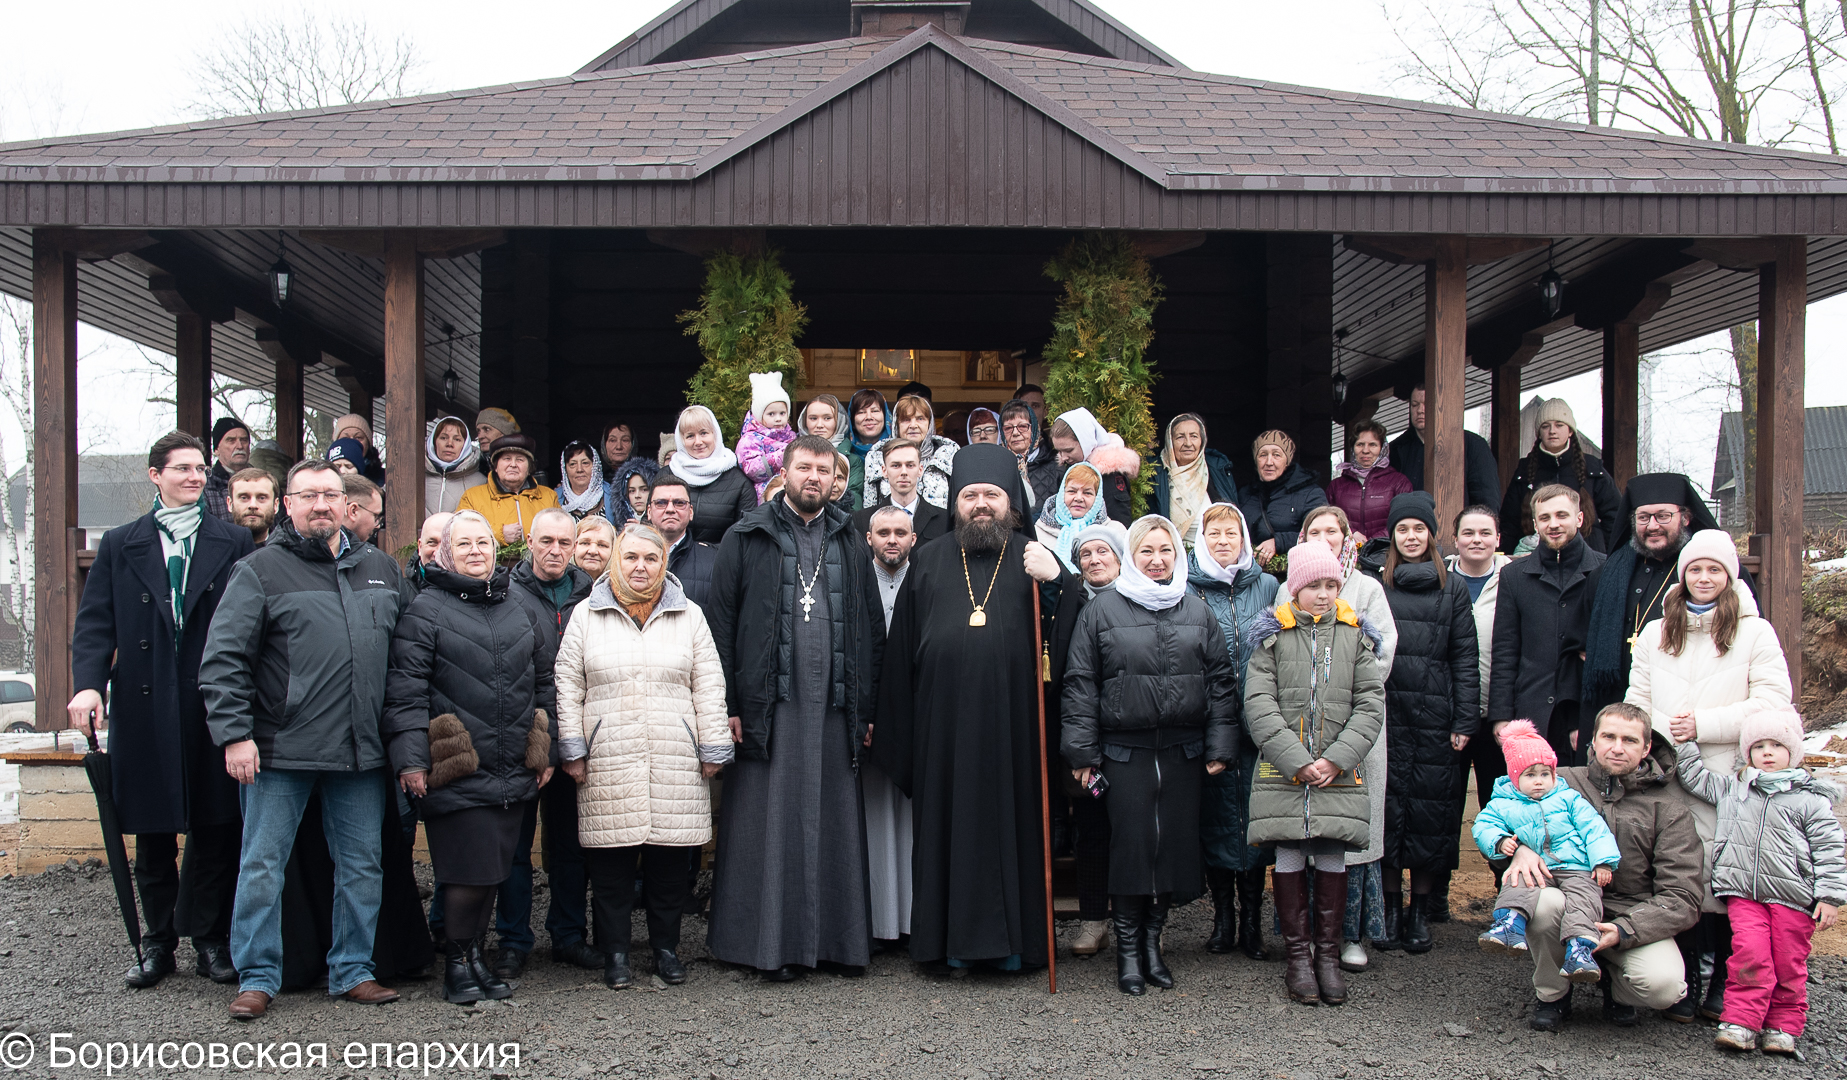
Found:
[201,523,412,771]
[1676,742,1847,912]
[1242,601,1386,849]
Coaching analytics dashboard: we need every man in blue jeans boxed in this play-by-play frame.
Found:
[201,459,414,1020]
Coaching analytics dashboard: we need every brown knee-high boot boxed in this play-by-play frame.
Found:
[1271,870,1318,1004]
[1312,870,1349,1005]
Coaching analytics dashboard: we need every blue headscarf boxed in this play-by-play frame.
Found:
[1037,461,1106,572]
[847,388,893,457]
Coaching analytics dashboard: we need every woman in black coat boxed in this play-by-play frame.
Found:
[1238,429,1326,566]
[384,510,558,1005]
[1497,398,1621,553]
[669,405,758,544]
[1370,494,1479,954]
[1062,515,1240,996]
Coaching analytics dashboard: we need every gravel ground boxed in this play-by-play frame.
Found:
[2,863,1844,1079]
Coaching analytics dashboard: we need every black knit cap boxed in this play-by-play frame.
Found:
[210,416,249,446]
[948,442,1027,513]
[1387,491,1438,535]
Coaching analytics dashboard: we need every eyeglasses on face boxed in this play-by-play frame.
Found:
[650,498,691,510]
[161,465,210,477]
[288,490,346,505]
[1633,510,1683,525]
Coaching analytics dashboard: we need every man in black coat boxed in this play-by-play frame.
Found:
[496,508,597,977]
[644,474,718,608]
[1389,384,1502,509]
[202,417,251,523]
[1488,484,1608,765]
[851,438,948,546]
[69,430,255,988]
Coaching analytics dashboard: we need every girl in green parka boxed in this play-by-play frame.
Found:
[1243,541,1385,1008]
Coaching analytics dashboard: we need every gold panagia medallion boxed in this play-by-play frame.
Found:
[969,609,987,627]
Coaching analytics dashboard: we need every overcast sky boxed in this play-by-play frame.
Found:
[2,0,1837,487]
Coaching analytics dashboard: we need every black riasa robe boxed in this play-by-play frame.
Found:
[873,531,1048,967]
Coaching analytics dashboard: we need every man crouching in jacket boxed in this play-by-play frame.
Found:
[201,460,414,1020]
[1497,702,1703,1031]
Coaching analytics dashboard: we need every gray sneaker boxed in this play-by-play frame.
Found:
[1714,1023,1759,1052]
[1761,1029,1796,1056]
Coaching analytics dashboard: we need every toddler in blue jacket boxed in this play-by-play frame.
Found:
[1473,720,1621,982]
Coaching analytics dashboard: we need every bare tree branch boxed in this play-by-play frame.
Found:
[186,13,424,119]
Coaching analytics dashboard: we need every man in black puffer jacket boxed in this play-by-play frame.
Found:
[201,460,414,1019]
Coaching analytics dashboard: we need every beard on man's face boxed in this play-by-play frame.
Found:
[786,479,829,516]
[955,506,1018,553]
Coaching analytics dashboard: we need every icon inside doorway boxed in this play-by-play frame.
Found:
[858,348,915,383]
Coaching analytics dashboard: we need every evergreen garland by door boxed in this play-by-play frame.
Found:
[1042,232,1163,514]
[679,248,809,443]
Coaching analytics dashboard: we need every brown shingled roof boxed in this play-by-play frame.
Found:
[4,27,1845,195]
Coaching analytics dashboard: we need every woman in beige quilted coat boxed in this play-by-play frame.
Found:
[556,523,731,991]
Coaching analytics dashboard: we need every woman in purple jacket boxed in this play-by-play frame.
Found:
[1326,421,1412,543]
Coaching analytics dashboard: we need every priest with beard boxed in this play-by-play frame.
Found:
[873,443,1065,973]
[1581,472,1754,717]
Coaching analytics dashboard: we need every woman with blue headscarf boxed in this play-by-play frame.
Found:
[1036,462,1107,571]
[844,388,891,510]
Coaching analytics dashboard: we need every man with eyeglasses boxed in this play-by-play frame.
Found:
[69,431,255,989]
[200,459,414,1020]
[645,475,717,607]
[203,417,252,523]
[1581,472,1753,721]
[342,474,384,545]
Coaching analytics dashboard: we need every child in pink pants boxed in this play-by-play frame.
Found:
[1675,710,1845,1056]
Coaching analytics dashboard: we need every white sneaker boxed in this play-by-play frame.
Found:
[1339,940,1369,972]
[1714,1023,1759,1052]
[1761,1029,1796,1056]
[1070,920,1110,956]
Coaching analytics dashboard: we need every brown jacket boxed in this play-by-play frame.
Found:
[1559,733,1704,948]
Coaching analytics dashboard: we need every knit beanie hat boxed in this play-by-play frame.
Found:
[1387,491,1438,536]
[749,372,791,422]
[331,413,373,443]
[1072,519,1129,564]
[1252,429,1297,465]
[475,408,520,438]
[1500,720,1557,781]
[326,438,366,469]
[1676,528,1740,583]
[1537,398,1577,432]
[1739,708,1806,764]
[210,416,249,447]
[1285,541,1344,596]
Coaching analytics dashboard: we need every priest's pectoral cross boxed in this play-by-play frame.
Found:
[800,587,816,622]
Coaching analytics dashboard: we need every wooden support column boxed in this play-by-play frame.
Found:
[256,328,308,461]
[175,313,212,440]
[384,233,426,555]
[1423,236,1468,546]
[1491,361,1522,494]
[1602,322,1640,488]
[1754,237,1807,702]
[31,232,78,732]
[347,389,374,425]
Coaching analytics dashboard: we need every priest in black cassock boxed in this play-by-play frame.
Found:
[873,443,1065,972]
[1581,471,1753,716]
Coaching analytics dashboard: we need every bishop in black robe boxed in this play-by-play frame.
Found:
[873,444,1054,969]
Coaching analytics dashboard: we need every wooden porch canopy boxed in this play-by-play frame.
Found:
[3,0,1846,724]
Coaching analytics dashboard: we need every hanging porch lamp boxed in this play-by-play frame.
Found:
[1536,242,1565,320]
[269,235,293,306]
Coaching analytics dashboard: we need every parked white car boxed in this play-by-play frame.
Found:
[0,673,35,733]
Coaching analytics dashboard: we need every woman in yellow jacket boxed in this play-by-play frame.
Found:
[459,433,559,542]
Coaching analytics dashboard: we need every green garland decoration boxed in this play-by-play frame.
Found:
[679,248,809,444]
[1041,233,1163,515]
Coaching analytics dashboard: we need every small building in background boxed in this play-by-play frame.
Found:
[1714,406,1847,531]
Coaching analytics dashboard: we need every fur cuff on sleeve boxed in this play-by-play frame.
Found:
[427,713,479,789]
[525,708,553,772]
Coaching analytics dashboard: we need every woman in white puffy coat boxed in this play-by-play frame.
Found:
[1625,528,1792,1022]
[556,523,731,991]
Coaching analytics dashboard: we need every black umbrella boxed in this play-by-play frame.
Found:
[79,727,143,967]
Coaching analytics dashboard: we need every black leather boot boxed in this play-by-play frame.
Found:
[124,942,175,989]
[1700,953,1727,1021]
[193,941,238,984]
[604,949,633,989]
[1401,895,1433,954]
[468,939,514,1000]
[1239,866,1270,960]
[441,939,484,1005]
[1377,892,1403,951]
[1143,895,1174,990]
[1665,937,1701,1023]
[1110,896,1147,996]
[1204,868,1235,954]
[653,948,687,985]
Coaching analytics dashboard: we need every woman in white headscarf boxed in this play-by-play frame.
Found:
[424,416,482,515]
[1060,515,1239,996]
[668,405,758,544]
